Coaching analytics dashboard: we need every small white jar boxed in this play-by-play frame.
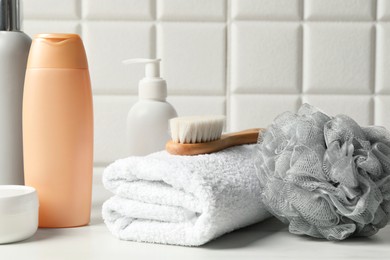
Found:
[0,185,39,244]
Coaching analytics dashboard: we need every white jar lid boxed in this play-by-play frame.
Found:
[0,185,39,214]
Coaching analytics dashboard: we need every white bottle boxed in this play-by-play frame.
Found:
[0,0,31,184]
[123,59,178,156]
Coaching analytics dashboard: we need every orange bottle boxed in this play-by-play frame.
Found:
[23,34,93,228]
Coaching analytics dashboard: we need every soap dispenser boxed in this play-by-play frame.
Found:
[123,58,177,156]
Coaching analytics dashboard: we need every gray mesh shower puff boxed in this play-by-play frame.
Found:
[255,103,390,240]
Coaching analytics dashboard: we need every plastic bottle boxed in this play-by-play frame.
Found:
[0,0,31,185]
[123,59,177,156]
[23,33,93,228]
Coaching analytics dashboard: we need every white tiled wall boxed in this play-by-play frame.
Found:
[23,0,390,167]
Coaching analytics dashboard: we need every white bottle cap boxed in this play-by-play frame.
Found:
[123,58,167,101]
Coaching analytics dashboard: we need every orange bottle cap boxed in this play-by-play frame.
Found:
[27,33,88,69]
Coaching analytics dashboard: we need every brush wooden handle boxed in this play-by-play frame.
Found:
[166,128,263,156]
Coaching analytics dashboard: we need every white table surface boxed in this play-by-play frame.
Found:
[2,171,390,260]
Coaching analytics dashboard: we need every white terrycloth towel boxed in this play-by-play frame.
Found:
[102,144,270,246]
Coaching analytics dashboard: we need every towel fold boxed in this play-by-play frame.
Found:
[102,144,270,246]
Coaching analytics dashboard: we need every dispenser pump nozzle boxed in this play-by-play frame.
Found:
[122,58,167,101]
[123,58,161,78]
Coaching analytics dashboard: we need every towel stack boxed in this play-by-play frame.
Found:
[102,144,270,246]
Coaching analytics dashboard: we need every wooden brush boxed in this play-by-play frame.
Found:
[166,115,262,155]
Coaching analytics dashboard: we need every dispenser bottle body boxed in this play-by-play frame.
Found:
[0,31,31,185]
[127,100,177,156]
[23,34,93,228]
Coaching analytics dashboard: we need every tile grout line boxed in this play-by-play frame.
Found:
[79,0,83,36]
[152,0,157,59]
[300,0,305,109]
[154,0,158,60]
[373,0,379,125]
[226,0,231,131]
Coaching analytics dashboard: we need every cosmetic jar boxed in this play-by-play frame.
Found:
[0,185,38,244]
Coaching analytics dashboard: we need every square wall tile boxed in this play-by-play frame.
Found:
[94,96,137,164]
[305,0,375,21]
[24,0,80,20]
[83,0,154,20]
[230,95,300,131]
[375,96,390,128]
[83,22,154,94]
[378,0,390,20]
[231,0,302,21]
[167,96,225,117]
[376,23,390,93]
[157,23,226,95]
[302,95,373,125]
[23,21,80,38]
[303,23,374,94]
[231,22,302,94]
[157,0,225,21]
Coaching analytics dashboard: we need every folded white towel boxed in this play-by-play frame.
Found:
[102,144,270,246]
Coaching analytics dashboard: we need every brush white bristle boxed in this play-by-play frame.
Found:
[169,115,225,144]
